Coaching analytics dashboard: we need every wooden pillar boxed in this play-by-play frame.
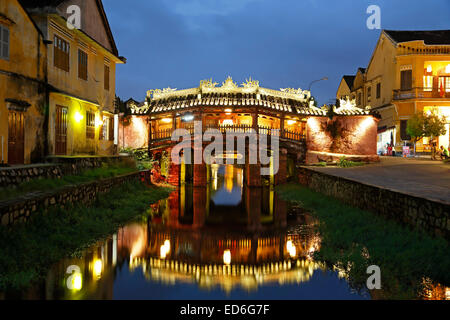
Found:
[245,143,261,187]
[193,187,206,229]
[275,148,288,185]
[280,116,285,139]
[246,187,262,231]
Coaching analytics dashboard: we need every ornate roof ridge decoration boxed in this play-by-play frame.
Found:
[127,100,149,115]
[147,77,311,102]
[330,97,371,116]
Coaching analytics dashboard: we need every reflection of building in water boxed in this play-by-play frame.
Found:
[124,221,323,293]
[422,279,450,300]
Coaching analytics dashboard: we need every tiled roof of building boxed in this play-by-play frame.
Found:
[384,30,450,45]
[342,75,356,90]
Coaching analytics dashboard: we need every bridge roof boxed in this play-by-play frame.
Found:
[129,77,372,117]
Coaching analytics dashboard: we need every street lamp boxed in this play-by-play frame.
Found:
[308,77,328,92]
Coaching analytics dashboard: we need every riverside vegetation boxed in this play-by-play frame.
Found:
[0,180,172,291]
[276,183,450,299]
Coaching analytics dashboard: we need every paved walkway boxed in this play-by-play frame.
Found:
[307,157,450,205]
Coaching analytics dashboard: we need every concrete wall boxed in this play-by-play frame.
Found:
[298,167,450,240]
[305,116,379,164]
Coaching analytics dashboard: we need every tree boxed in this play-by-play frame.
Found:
[407,111,447,156]
[406,113,425,156]
[424,111,447,140]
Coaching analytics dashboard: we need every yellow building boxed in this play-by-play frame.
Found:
[343,30,450,154]
[336,75,355,100]
[22,0,125,156]
[0,0,47,165]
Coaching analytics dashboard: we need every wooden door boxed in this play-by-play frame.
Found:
[55,105,68,155]
[8,110,25,165]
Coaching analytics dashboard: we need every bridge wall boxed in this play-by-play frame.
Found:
[305,116,379,164]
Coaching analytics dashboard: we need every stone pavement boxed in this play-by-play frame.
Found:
[307,156,450,205]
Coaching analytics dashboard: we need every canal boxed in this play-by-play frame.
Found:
[3,165,448,300]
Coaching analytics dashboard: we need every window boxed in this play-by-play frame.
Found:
[376,83,381,99]
[78,49,88,80]
[400,70,412,91]
[439,77,450,93]
[367,87,372,102]
[86,111,95,139]
[423,76,433,92]
[400,120,411,141]
[54,35,70,72]
[100,115,114,141]
[0,24,9,60]
[104,65,110,91]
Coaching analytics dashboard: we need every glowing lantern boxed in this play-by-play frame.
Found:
[287,120,297,126]
[427,65,432,73]
[161,118,172,124]
[72,273,82,291]
[160,245,167,259]
[96,118,104,127]
[223,250,231,265]
[224,108,232,114]
[446,64,450,74]
[74,111,84,122]
[93,259,102,279]
[164,240,171,253]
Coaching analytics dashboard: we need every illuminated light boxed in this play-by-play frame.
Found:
[222,119,234,126]
[289,246,297,258]
[93,259,102,279]
[427,65,432,73]
[287,120,297,126]
[74,111,84,122]
[183,114,194,122]
[446,64,450,74]
[72,273,82,291]
[224,108,233,114]
[223,250,231,265]
[164,240,171,253]
[160,245,167,259]
[161,118,172,124]
[95,118,104,127]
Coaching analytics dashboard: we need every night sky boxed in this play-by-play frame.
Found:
[103,0,450,105]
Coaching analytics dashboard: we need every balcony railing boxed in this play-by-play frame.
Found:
[150,124,306,143]
[393,87,450,100]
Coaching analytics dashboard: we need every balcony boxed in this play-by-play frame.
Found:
[150,124,306,143]
[393,87,450,100]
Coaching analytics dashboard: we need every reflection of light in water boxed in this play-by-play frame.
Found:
[225,165,234,193]
[223,250,231,265]
[93,259,103,279]
[72,274,82,291]
[135,257,323,294]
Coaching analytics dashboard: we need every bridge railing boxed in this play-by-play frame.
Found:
[150,125,306,143]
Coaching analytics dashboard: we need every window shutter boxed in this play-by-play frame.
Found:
[1,26,9,60]
[109,117,114,141]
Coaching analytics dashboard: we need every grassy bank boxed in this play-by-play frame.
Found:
[0,180,172,291]
[276,183,450,299]
[0,164,137,202]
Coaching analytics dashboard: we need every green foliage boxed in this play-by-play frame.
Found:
[0,181,172,291]
[0,164,137,202]
[407,111,447,142]
[406,113,426,143]
[337,157,365,168]
[276,184,450,299]
[317,162,328,167]
[424,111,447,138]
